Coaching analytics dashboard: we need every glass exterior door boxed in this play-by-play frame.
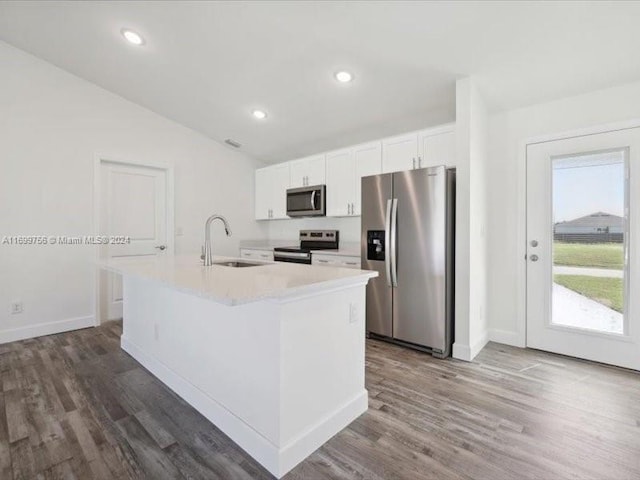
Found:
[526,129,639,370]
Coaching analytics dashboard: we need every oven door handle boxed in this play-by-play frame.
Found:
[274,251,311,259]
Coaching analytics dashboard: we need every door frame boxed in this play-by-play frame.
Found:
[92,153,175,325]
[516,119,640,348]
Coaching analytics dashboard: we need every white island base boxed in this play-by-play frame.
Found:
[119,272,370,478]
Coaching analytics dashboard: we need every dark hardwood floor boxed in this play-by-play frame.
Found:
[1,321,639,479]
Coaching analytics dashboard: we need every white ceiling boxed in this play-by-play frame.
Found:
[1,1,640,163]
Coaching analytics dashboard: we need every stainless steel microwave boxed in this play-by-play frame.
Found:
[286,185,326,217]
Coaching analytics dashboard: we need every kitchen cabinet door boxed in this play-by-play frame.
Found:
[326,149,354,217]
[240,249,274,261]
[419,128,455,168]
[254,167,271,220]
[271,163,290,219]
[313,253,361,269]
[353,141,382,215]
[289,155,326,188]
[382,133,418,173]
[255,164,290,220]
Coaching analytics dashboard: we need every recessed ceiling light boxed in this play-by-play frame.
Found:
[252,110,268,120]
[335,71,353,83]
[121,28,145,46]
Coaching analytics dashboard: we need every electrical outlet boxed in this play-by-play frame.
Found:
[175,226,184,237]
[349,303,359,324]
[10,301,23,315]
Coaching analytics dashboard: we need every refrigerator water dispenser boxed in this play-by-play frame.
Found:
[366,230,385,261]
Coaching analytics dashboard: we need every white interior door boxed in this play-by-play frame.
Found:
[99,161,170,321]
[526,128,640,370]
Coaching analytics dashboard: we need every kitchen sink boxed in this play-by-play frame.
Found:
[212,260,268,268]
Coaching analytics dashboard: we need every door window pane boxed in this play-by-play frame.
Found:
[552,150,627,334]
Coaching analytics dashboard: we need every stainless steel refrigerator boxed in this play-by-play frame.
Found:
[361,166,455,357]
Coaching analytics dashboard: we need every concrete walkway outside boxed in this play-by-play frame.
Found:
[553,266,623,278]
[552,283,623,334]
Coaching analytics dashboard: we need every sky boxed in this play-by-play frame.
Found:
[553,158,625,223]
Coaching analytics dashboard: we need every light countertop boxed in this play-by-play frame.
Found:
[100,255,377,306]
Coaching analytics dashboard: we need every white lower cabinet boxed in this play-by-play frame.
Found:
[312,254,361,269]
[240,249,274,262]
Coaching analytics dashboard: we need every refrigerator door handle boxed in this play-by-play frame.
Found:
[390,198,398,287]
[385,199,392,287]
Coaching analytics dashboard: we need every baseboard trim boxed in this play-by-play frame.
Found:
[489,329,524,347]
[470,331,490,360]
[452,342,471,361]
[453,331,490,362]
[121,336,367,478]
[0,315,95,345]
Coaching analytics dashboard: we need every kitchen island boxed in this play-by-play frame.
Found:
[100,255,377,478]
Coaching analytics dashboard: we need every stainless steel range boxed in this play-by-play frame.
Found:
[273,230,339,265]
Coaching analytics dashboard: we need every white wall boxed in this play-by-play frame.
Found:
[0,41,267,342]
[487,79,640,346]
[266,216,361,244]
[452,78,490,361]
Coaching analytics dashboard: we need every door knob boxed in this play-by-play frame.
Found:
[155,245,167,251]
[530,254,539,262]
[530,240,538,247]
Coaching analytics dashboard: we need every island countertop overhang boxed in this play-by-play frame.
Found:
[99,255,378,306]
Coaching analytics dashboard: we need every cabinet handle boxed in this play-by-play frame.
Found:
[318,260,329,263]
[412,158,416,169]
[418,156,422,168]
[351,203,355,215]
[244,252,253,257]
[345,262,358,266]
[347,203,351,215]
[261,254,269,258]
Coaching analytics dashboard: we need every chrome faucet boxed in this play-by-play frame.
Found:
[203,214,232,266]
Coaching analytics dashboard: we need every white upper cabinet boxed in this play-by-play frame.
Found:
[255,163,290,220]
[255,123,453,221]
[382,125,455,173]
[326,148,355,217]
[418,124,455,168]
[353,142,382,215]
[289,155,326,188]
[326,142,381,217]
[254,168,271,220]
[382,133,419,173]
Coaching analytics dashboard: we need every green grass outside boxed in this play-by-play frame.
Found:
[554,274,624,313]
[554,242,624,270]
